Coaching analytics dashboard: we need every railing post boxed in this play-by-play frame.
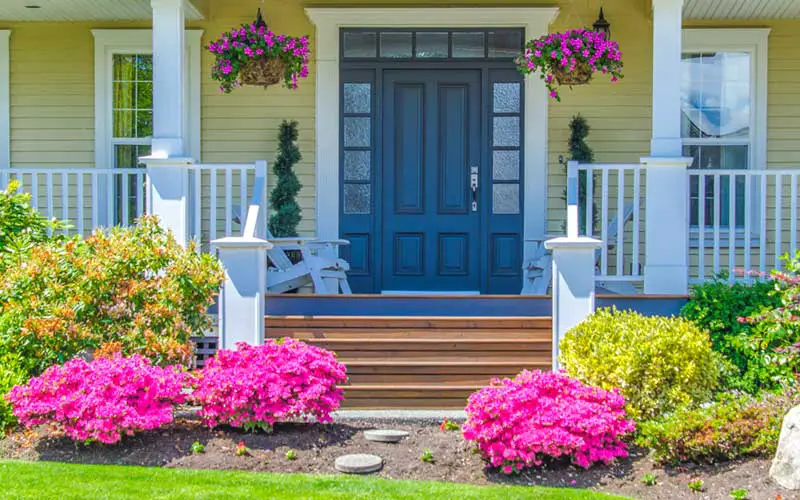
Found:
[546,237,602,371]
[212,236,272,349]
[546,161,603,371]
[254,160,268,240]
[143,157,195,247]
[642,156,693,294]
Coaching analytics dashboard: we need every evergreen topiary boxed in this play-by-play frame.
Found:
[565,115,598,234]
[268,120,302,237]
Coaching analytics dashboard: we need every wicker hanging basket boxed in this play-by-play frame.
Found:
[552,60,593,86]
[239,57,286,87]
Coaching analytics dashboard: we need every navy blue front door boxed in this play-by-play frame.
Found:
[382,70,482,292]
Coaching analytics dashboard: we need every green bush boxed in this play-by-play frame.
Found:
[681,278,790,393]
[0,353,28,436]
[560,308,719,421]
[637,388,800,465]
[0,181,65,259]
[0,216,224,376]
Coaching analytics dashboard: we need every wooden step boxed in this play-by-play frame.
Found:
[304,338,549,351]
[341,384,479,409]
[266,316,551,330]
[267,329,547,340]
[344,360,548,374]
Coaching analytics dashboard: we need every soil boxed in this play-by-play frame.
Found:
[0,419,793,500]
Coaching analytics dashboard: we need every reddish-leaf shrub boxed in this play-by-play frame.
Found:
[462,370,634,473]
[5,355,188,444]
[191,340,347,430]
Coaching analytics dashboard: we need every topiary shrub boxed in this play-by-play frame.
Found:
[462,370,634,473]
[5,355,188,444]
[0,215,223,375]
[637,387,800,465]
[682,277,787,393]
[560,308,720,421]
[191,340,347,431]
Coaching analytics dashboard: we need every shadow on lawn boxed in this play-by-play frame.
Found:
[29,421,361,468]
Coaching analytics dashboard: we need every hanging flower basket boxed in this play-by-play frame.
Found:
[515,29,623,102]
[208,23,310,93]
[239,57,287,87]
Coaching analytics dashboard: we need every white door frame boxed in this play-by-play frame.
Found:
[305,7,558,267]
[0,30,9,170]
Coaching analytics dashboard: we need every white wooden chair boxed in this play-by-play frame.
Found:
[265,231,352,295]
[522,203,636,295]
[232,206,352,294]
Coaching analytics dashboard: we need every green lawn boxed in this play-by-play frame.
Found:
[0,460,626,500]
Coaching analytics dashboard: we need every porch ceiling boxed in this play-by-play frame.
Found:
[0,0,204,21]
[684,0,800,20]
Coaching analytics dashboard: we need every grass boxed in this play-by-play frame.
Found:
[0,460,627,500]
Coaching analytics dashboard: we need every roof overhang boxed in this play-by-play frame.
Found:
[0,0,205,22]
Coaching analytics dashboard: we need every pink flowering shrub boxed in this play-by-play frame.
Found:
[462,370,635,473]
[5,355,188,444]
[208,22,310,92]
[191,340,347,430]
[516,29,623,101]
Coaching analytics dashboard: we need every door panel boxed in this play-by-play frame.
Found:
[382,70,482,292]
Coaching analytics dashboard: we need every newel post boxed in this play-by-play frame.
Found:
[212,236,272,349]
[546,161,603,371]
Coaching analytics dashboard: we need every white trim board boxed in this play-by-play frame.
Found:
[305,7,559,270]
[0,30,9,169]
[91,29,203,169]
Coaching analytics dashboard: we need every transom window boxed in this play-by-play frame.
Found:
[682,29,769,229]
[341,29,523,60]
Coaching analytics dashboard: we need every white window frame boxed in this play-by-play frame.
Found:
[0,30,9,170]
[92,29,202,169]
[681,28,770,172]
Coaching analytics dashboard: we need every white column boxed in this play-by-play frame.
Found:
[145,0,193,245]
[213,237,272,349]
[650,0,684,157]
[545,237,603,371]
[150,0,185,158]
[644,0,692,295]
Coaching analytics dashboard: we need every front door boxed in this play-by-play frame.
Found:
[382,69,482,292]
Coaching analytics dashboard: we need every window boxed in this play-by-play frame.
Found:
[341,29,523,61]
[92,30,202,225]
[682,29,769,228]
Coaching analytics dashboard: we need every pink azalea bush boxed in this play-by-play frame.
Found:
[191,340,347,430]
[5,355,188,444]
[516,29,623,101]
[208,23,310,92]
[462,370,635,473]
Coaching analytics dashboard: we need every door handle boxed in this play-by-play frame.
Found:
[470,166,479,212]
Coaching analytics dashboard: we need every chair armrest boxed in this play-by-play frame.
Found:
[269,237,350,248]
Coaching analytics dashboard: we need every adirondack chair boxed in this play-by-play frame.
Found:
[522,203,637,295]
[232,206,352,294]
[265,231,353,294]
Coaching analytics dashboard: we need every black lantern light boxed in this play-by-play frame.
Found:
[593,7,611,40]
[254,8,267,30]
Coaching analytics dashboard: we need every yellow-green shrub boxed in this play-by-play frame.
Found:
[560,308,719,421]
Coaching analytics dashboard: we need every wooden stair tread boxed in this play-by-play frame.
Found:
[267,316,551,329]
[305,338,545,344]
[344,384,482,390]
[344,360,541,367]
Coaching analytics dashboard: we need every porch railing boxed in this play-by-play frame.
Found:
[687,169,800,282]
[0,161,267,250]
[573,162,646,286]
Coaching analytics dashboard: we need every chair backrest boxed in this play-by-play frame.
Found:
[264,228,295,270]
[595,202,635,264]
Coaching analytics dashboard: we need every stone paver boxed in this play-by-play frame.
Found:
[335,454,384,474]
[364,429,410,443]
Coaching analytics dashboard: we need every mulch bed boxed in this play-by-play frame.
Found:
[0,419,790,500]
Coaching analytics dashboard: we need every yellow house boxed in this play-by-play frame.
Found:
[0,0,798,297]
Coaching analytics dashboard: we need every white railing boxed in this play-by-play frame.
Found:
[571,161,646,285]
[687,169,800,283]
[0,161,266,250]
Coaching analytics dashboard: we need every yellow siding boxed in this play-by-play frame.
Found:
[2,2,800,243]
